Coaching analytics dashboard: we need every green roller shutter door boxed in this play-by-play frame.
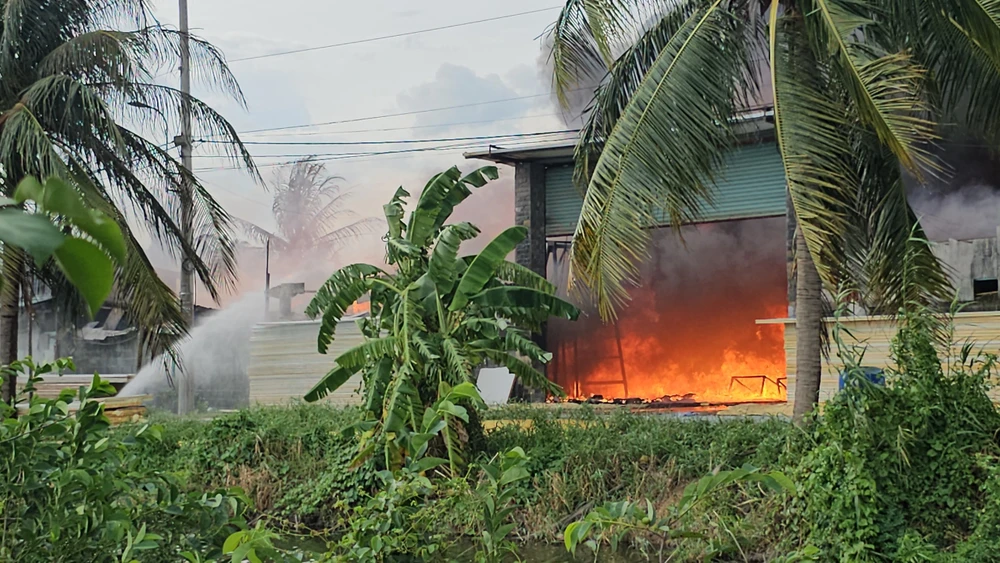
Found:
[544,141,788,236]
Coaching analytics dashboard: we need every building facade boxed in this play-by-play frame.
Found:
[465,122,1000,413]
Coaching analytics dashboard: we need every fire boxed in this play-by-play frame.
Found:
[345,299,371,315]
[546,218,788,405]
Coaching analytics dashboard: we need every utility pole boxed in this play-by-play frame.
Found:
[176,0,195,415]
[264,238,271,321]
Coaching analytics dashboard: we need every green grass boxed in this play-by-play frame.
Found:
[128,403,797,545]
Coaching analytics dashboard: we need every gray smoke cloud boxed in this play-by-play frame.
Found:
[535,32,600,129]
[908,137,1000,242]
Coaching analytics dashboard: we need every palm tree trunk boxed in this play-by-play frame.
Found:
[792,229,822,423]
[0,245,22,404]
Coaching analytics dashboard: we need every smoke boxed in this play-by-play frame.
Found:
[536,31,602,129]
[908,137,1000,242]
[547,217,788,401]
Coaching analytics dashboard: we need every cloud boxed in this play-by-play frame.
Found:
[396,63,547,130]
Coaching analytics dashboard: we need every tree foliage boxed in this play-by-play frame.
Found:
[237,156,378,263]
[0,0,257,356]
[304,165,579,472]
[0,358,253,562]
[0,176,125,316]
[546,0,1000,318]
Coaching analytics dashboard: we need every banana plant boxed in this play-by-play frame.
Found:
[304,165,580,471]
[0,176,125,316]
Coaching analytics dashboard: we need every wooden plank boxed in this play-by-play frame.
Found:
[15,374,135,400]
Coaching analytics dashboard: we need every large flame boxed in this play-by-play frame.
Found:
[547,218,788,404]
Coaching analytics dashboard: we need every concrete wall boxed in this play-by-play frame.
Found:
[513,162,547,276]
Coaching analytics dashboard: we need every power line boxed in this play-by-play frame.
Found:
[237,92,565,135]
[198,129,578,147]
[240,113,568,138]
[228,6,561,63]
[194,135,578,173]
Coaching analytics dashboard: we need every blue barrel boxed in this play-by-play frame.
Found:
[838,367,885,390]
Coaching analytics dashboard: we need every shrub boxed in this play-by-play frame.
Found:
[129,404,372,529]
[0,358,250,562]
[789,308,1000,561]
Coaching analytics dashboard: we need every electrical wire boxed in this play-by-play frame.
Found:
[194,135,578,173]
[236,91,568,135]
[228,6,561,63]
[239,113,568,138]
[197,129,578,147]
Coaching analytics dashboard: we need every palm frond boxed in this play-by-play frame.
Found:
[0,100,69,179]
[573,0,701,184]
[926,0,1000,145]
[770,5,856,288]
[191,182,238,296]
[802,0,937,174]
[844,137,952,312]
[63,156,187,355]
[100,82,257,178]
[56,134,222,301]
[312,217,383,251]
[550,0,671,105]
[231,216,289,251]
[571,0,756,319]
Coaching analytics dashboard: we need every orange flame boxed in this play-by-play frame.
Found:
[547,218,789,405]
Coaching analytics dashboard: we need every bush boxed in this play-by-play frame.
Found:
[0,358,250,562]
[485,405,795,531]
[788,309,1000,561]
[129,403,373,530]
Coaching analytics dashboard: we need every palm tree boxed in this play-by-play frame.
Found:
[239,157,378,267]
[0,0,257,400]
[548,0,1000,421]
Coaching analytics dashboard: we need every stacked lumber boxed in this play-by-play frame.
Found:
[17,374,133,400]
[248,320,364,406]
[15,394,151,425]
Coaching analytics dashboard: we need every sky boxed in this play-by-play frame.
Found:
[143,1,580,302]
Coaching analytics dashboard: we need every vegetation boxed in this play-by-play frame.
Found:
[0,0,256,387]
[0,175,127,399]
[117,298,1000,561]
[303,165,579,472]
[0,358,258,562]
[0,176,125,314]
[132,403,799,560]
[788,304,1000,561]
[239,156,378,265]
[546,0,1000,419]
